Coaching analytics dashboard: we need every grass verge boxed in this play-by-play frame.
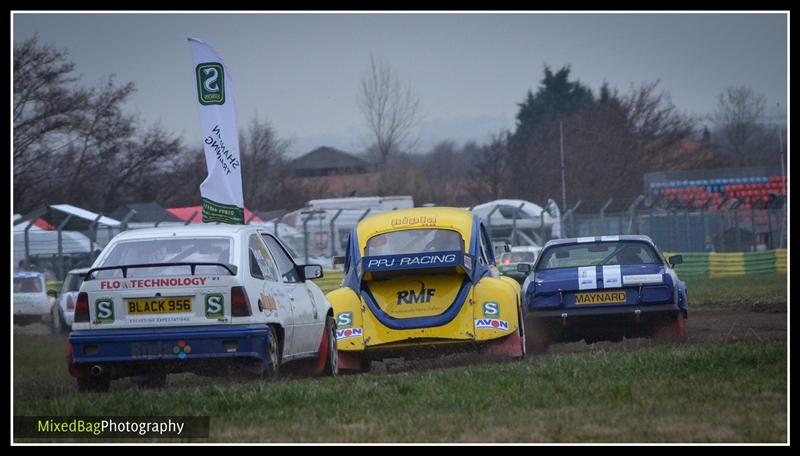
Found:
[14,337,786,443]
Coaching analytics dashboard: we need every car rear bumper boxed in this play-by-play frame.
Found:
[526,303,683,342]
[68,324,270,378]
[357,335,516,361]
[14,303,51,317]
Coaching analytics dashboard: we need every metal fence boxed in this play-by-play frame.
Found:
[570,206,787,252]
[13,208,372,282]
[14,196,788,283]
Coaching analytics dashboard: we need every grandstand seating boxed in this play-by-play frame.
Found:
[649,175,786,209]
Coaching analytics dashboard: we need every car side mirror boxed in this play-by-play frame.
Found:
[669,255,683,267]
[517,263,532,274]
[332,256,345,265]
[302,264,323,281]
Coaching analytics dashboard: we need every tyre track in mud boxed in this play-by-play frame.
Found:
[384,309,787,374]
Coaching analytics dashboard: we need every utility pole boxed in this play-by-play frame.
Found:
[560,120,567,215]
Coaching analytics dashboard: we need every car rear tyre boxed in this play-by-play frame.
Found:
[50,306,62,334]
[262,325,281,379]
[359,355,372,373]
[526,319,550,354]
[77,377,110,393]
[323,315,339,377]
[513,312,527,360]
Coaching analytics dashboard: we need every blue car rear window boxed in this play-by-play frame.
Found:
[537,242,661,270]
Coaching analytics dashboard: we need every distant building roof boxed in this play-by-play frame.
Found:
[291,147,369,176]
[110,202,182,223]
[49,204,121,227]
[254,209,288,222]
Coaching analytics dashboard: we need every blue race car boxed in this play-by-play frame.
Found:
[520,235,687,350]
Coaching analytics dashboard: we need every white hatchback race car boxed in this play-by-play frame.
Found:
[14,271,53,325]
[51,267,91,334]
[68,224,339,392]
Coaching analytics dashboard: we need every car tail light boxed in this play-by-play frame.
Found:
[74,292,89,323]
[231,287,251,317]
[503,259,511,265]
[66,295,75,311]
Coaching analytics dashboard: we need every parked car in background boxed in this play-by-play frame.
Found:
[68,224,338,392]
[14,271,53,325]
[521,235,687,351]
[497,246,540,284]
[51,267,90,334]
[327,207,526,372]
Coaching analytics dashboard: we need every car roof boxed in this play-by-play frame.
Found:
[108,223,254,242]
[543,234,656,249]
[14,271,44,278]
[355,207,477,251]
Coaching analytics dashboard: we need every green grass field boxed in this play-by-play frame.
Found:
[14,338,786,443]
[683,274,787,312]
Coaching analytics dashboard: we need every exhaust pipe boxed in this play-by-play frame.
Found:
[90,365,104,377]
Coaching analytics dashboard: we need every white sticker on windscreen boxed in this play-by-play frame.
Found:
[602,265,622,288]
[578,266,597,290]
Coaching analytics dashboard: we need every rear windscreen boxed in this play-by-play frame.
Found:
[97,237,233,278]
[14,277,43,293]
[366,229,463,256]
[537,242,661,270]
[62,273,83,292]
[508,252,536,263]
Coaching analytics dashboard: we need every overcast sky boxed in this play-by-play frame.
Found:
[13,12,788,157]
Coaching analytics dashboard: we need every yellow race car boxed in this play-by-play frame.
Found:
[328,207,525,371]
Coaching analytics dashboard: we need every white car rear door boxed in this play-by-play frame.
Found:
[260,233,324,356]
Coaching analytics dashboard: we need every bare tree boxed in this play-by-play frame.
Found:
[13,36,90,210]
[467,132,512,202]
[711,86,768,166]
[14,36,185,214]
[357,56,421,193]
[238,117,292,210]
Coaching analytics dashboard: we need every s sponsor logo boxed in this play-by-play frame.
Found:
[196,62,225,105]
[205,293,224,318]
[483,302,500,318]
[475,319,509,331]
[337,311,353,329]
[336,327,363,340]
[95,299,114,323]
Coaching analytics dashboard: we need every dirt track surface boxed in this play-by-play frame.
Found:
[380,309,787,373]
[547,309,787,353]
[13,309,787,375]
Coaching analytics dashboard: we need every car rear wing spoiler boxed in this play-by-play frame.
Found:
[360,250,473,282]
[84,262,238,280]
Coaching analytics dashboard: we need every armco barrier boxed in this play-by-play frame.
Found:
[664,249,787,278]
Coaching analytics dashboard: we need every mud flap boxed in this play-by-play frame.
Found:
[66,342,91,379]
[310,322,330,376]
[482,329,524,358]
[338,351,364,371]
